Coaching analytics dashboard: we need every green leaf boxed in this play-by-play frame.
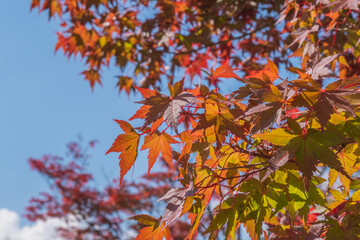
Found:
[350,179,360,190]
[308,129,347,147]
[287,117,303,135]
[288,171,307,211]
[204,208,231,234]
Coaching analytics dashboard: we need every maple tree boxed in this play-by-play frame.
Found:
[29,0,360,239]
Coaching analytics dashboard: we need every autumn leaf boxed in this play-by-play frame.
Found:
[129,105,151,121]
[329,144,358,192]
[261,139,299,181]
[245,102,283,134]
[306,89,356,129]
[141,132,180,175]
[288,25,319,48]
[128,214,161,226]
[33,1,360,239]
[164,92,198,133]
[117,76,134,95]
[306,54,339,80]
[139,93,171,126]
[210,60,241,80]
[265,55,279,76]
[81,69,102,89]
[134,86,157,98]
[252,128,296,146]
[106,120,140,184]
[139,89,197,132]
[135,223,171,240]
[158,181,194,227]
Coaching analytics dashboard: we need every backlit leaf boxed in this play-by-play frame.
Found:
[106,120,140,184]
[141,132,180,175]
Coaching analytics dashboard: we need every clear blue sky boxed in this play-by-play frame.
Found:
[0,1,149,222]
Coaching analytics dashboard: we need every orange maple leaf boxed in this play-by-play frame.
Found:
[246,69,278,82]
[106,120,140,184]
[141,132,180,175]
[129,105,151,121]
[134,86,157,98]
[136,224,171,240]
[210,60,241,80]
[81,69,102,90]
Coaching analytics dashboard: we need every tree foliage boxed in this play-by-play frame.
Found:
[30,0,360,239]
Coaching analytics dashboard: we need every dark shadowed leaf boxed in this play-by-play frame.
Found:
[246,102,283,134]
[313,94,333,129]
[164,92,198,133]
[261,138,300,181]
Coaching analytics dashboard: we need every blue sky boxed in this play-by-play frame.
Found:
[0,1,150,223]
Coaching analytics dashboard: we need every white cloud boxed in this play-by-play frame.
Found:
[0,208,64,240]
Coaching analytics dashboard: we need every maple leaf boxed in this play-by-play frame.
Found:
[304,89,356,129]
[139,93,171,126]
[329,145,358,192]
[261,129,350,182]
[261,139,299,181]
[141,132,180,175]
[245,102,283,134]
[193,99,246,140]
[209,60,241,80]
[164,92,198,133]
[186,53,211,79]
[265,55,279,76]
[128,214,161,226]
[139,89,197,132]
[253,128,297,146]
[244,85,295,134]
[288,25,319,48]
[313,93,334,129]
[158,181,194,227]
[106,120,140,184]
[81,69,102,89]
[135,223,171,240]
[30,0,40,10]
[306,54,339,80]
[302,42,317,60]
[129,105,151,121]
[134,86,157,98]
[117,76,134,95]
